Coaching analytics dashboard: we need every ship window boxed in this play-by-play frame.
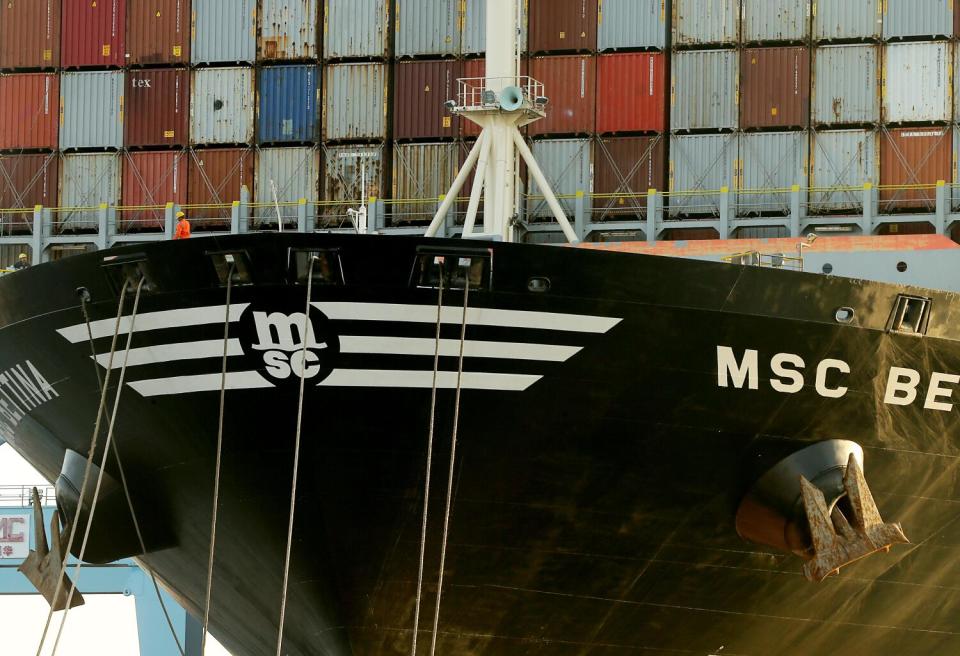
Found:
[887,295,931,336]
[288,248,344,286]
[412,247,492,291]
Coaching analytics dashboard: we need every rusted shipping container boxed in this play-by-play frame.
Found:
[322,62,388,141]
[391,142,459,223]
[740,47,810,129]
[190,67,255,145]
[529,0,598,53]
[0,74,59,151]
[58,152,120,231]
[120,150,187,231]
[883,42,951,124]
[528,55,596,136]
[61,0,125,68]
[127,0,190,65]
[596,53,666,134]
[809,129,878,213]
[593,136,665,220]
[187,147,254,225]
[880,127,952,212]
[394,60,460,141]
[320,143,388,224]
[0,153,58,233]
[0,0,60,69]
[323,0,389,60]
[125,68,188,148]
[670,49,738,131]
[259,0,319,60]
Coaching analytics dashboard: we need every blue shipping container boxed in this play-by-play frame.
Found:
[257,65,319,144]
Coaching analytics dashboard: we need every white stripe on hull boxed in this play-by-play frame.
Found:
[94,339,244,369]
[319,369,541,391]
[58,304,251,344]
[128,371,273,397]
[338,336,581,362]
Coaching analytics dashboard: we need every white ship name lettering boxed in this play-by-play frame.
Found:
[0,360,59,437]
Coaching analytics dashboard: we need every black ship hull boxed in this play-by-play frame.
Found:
[2,233,959,655]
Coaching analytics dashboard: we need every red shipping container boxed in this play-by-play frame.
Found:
[529,0,597,53]
[127,0,190,65]
[61,0,125,68]
[740,47,810,129]
[0,0,61,70]
[0,153,58,233]
[187,148,254,228]
[596,53,666,134]
[121,150,187,232]
[125,68,189,147]
[528,55,596,136]
[594,136,665,218]
[0,73,59,150]
[394,60,460,141]
[880,127,952,212]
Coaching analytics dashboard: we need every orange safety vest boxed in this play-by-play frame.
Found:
[174,218,191,240]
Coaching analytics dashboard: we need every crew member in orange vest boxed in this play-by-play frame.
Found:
[174,210,191,240]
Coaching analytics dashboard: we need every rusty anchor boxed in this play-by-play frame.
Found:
[800,454,909,582]
[17,487,85,611]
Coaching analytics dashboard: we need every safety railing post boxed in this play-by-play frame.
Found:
[98,204,109,250]
[164,203,175,240]
[790,184,802,237]
[575,191,586,241]
[935,180,947,234]
[297,198,308,233]
[862,183,874,235]
[719,186,731,238]
[32,205,43,265]
[646,189,659,244]
[238,185,250,233]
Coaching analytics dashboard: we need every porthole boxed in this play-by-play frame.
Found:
[835,307,855,324]
[527,276,551,293]
[822,263,833,274]
[896,261,908,273]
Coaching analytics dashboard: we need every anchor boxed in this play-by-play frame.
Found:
[17,487,85,610]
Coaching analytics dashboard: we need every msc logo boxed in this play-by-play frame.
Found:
[244,309,339,383]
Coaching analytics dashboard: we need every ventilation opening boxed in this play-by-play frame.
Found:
[101,253,156,296]
[887,294,931,335]
[412,246,492,291]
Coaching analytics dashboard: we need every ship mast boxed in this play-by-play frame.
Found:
[425,0,579,243]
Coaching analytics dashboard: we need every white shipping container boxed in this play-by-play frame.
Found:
[323,63,388,141]
[598,0,666,51]
[883,42,952,124]
[809,129,878,213]
[191,0,257,64]
[737,132,809,216]
[669,133,738,216]
[259,0,319,60]
[673,0,740,46]
[323,0,390,59]
[671,50,739,131]
[254,147,320,225]
[395,0,460,58]
[812,45,880,125]
[190,68,255,145]
[58,153,120,231]
[883,0,952,40]
[462,0,528,54]
[527,139,592,219]
[812,0,882,41]
[742,0,810,43]
[59,71,123,150]
[392,142,460,223]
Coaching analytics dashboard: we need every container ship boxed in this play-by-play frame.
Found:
[2,2,960,656]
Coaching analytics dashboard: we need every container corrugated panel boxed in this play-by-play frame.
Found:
[528,55,596,136]
[127,0,190,65]
[259,0,319,60]
[322,62,388,141]
[668,133,738,216]
[59,71,123,150]
[58,153,120,231]
[883,0,952,40]
[740,47,810,129]
[529,0,597,53]
[883,42,951,123]
[597,0,666,51]
[323,0,389,59]
[953,126,960,210]
[394,60,460,141]
[526,138,591,218]
[0,0,60,69]
[254,147,320,224]
[742,0,811,43]
[391,143,459,222]
[809,129,877,212]
[672,0,740,46]
[596,53,666,133]
[258,65,319,144]
[462,0,528,55]
[0,153,58,233]
[320,143,387,222]
[880,127,951,211]
[0,74,59,150]
[395,0,460,58]
[190,67,255,145]
[61,0,125,68]
[187,147,254,223]
[191,0,256,64]
[120,150,187,231]
[812,0,882,42]
[125,68,189,148]
[593,136,665,219]
[670,50,738,131]
[812,45,880,126]
[737,131,809,215]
